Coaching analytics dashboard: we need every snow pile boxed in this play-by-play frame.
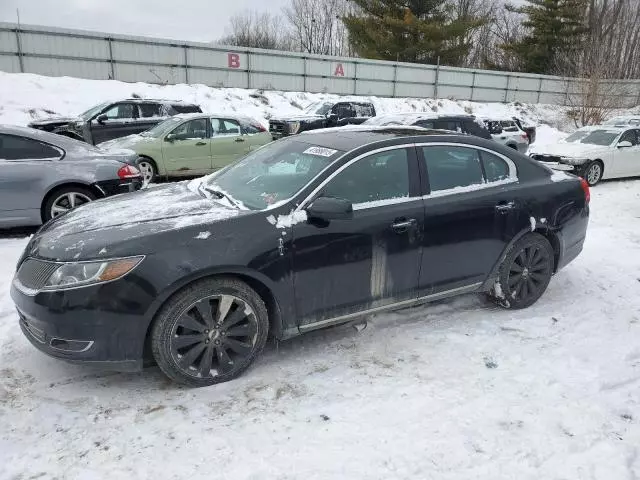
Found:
[267,210,308,228]
[0,71,583,136]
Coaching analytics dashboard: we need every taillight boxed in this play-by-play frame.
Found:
[118,164,141,179]
[580,177,590,204]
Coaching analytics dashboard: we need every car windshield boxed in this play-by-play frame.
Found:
[140,117,184,138]
[565,129,619,146]
[603,117,640,126]
[79,102,110,120]
[303,102,333,116]
[201,139,343,210]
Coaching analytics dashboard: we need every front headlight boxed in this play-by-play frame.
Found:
[43,256,144,290]
[288,121,301,134]
[559,156,589,166]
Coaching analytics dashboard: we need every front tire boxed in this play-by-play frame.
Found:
[137,157,157,187]
[583,160,603,186]
[151,278,269,387]
[491,233,554,309]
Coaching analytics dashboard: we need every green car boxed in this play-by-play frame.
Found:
[99,113,272,184]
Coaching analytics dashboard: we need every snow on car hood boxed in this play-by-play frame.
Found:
[530,142,610,158]
[98,133,156,151]
[30,182,246,261]
[28,116,80,127]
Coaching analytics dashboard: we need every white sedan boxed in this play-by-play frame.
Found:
[528,125,640,185]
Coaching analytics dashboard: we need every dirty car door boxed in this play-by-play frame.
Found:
[292,146,424,329]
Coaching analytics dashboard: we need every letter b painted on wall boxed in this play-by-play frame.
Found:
[228,53,241,69]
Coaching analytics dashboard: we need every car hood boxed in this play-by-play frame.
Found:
[98,134,158,151]
[530,142,609,158]
[28,182,248,261]
[28,116,80,127]
[271,114,324,123]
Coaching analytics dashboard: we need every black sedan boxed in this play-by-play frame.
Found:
[10,127,590,387]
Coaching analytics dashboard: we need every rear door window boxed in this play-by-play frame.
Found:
[463,120,492,139]
[211,119,242,136]
[433,120,463,133]
[139,103,163,118]
[0,134,62,160]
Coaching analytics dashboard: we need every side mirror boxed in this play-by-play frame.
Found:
[327,113,338,122]
[96,114,108,124]
[617,140,633,148]
[165,133,177,142]
[306,196,353,221]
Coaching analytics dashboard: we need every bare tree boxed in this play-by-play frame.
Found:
[284,0,354,56]
[217,10,294,50]
[448,0,496,68]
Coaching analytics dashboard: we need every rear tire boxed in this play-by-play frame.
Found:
[42,186,96,222]
[137,157,157,187]
[151,277,269,387]
[490,233,554,309]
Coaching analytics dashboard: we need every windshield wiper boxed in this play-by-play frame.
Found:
[199,184,240,208]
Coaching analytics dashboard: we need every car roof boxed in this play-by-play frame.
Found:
[576,125,630,132]
[296,125,456,150]
[372,112,476,121]
[122,98,199,106]
[171,113,259,123]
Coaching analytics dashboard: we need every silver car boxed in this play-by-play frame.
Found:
[0,125,142,228]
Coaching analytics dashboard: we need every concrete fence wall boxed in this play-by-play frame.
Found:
[1,22,639,107]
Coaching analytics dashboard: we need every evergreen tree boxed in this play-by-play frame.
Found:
[501,0,587,75]
[343,0,486,66]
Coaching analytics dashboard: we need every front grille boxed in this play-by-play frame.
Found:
[269,121,287,133]
[16,258,60,291]
[531,154,561,162]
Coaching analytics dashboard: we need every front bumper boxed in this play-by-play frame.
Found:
[95,178,143,197]
[10,276,152,371]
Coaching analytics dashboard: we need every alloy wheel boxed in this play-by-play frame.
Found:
[507,244,552,302]
[50,192,92,218]
[170,294,259,379]
[138,161,154,187]
[586,163,602,185]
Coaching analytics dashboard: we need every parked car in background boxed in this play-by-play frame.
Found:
[269,101,376,139]
[0,125,141,228]
[602,115,640,126]
[528,125,640,185]
[28,99,202,145]
[98,113,271,185]
[481,117,531,153]
[11,126,589,387]
[364,113,493,139]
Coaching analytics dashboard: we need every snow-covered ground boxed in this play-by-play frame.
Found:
[1,180,640,478]
[0,72,579,135]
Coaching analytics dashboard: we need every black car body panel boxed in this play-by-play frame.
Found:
[11,128,589,370]
[28,99,202,145]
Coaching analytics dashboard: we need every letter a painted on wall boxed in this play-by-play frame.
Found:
[334,63,344,76]
[228,53,241,69]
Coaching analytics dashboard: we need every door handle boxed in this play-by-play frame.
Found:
[195,141,207,146]
[235,137,245,142]
[495,201,515,213]
[391,218,417,233]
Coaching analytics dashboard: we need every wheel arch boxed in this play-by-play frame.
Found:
[481,226,561,291]
[137,154,160,173]
[40,181,103,222]
[141,267,286,361]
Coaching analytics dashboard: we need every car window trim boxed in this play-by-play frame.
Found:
[296,144,418,211]
[416,142,518,198]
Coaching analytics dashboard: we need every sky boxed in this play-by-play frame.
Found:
[0,0,290,42]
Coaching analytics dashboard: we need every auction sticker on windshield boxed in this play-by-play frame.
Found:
[303,146,338,157]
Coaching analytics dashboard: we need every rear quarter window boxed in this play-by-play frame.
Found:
[171,104,202,114]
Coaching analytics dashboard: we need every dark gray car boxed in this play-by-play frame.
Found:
[0,125,142,228]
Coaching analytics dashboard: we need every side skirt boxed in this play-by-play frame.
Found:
[298,282,482,334]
